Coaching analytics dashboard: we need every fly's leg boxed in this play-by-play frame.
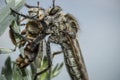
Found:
[25,1,40,8]
[9,21,21,46]
[10,8,38,20]
[10,29,30,46]
[9,25,31,43]
[33,41,52,80]
[30,33,46,51]
[21,29,26,35]
[52,51,62,58]
[9,27,18,48]
[9,26,26,40]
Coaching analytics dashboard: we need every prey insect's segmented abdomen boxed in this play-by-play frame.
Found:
[61,36,88,80]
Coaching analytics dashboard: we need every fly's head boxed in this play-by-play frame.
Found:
[44,6,63,34]
[46,6,62,16]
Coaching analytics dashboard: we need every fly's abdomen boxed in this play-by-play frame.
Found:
[61,38,88,80]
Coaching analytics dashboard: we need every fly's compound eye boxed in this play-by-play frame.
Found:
[48,6,62,15]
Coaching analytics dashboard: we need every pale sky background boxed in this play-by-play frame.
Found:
[0,0,120,80]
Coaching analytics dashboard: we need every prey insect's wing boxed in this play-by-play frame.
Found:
[34,39,45,68]
[30,39,45,78]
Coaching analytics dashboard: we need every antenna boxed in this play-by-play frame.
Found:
[52,0,55,8]
[37,1,40,8]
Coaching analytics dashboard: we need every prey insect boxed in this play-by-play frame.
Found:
[9,2,53,80]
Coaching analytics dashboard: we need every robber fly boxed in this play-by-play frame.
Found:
[44,3,89,80]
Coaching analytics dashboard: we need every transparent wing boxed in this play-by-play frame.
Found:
[66,36,88,80]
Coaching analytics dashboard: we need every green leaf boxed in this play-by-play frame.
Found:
[56,62,64,71]
[30,63,37,78]
[5,0,14,4]
[37,56,48,80]
[6,0,25,10]
[39,71,47,80]
[0,20,23,54]
[52,64,59,74]
[40,56,48,70]
[10,20,21,43]
[12,63,23,80]
[0,0,25,36]
[1,56,64,80]
[51,62,64,78]
[0,75,7,80]
[1,57,12,80]
[12,62,33,80]
[0,48,15,54]
[23,70,32,80]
